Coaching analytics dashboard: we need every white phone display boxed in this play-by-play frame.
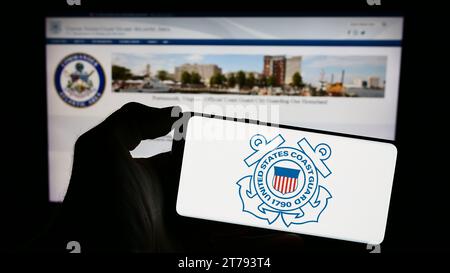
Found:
[176,116,397,244]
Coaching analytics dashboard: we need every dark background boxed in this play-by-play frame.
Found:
[2,0,448,254]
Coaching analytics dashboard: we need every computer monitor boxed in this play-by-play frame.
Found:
[45,16,403,201]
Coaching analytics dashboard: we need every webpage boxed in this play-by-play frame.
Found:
[46,17,403,201]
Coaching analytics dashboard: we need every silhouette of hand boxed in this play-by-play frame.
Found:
[48,102,181,252]
[46,102,303,253]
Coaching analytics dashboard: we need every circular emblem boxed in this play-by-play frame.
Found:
[253,147,318,212]
[54,53,105,107]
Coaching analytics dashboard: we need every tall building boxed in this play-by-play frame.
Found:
[263,56,286,86]
[285,56,302,85]
[368,76,380,88]
[175,63,222,85]
[263,55,302,86]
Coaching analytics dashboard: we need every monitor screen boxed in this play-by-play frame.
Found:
[45,16,403,201]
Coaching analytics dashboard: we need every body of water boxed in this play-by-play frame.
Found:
[346,87,385,98]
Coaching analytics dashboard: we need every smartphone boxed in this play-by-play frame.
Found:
[173,113,397,245]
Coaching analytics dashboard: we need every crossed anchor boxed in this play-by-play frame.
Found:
[236,134,332,227]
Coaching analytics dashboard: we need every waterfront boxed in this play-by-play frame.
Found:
[115,86,385,98]
[346,87,385,98]
[112,53,387,98]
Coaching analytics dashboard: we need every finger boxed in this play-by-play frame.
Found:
[102,102,182,151]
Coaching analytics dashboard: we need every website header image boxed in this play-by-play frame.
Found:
[46,17,403,42]
[112,53,387,98]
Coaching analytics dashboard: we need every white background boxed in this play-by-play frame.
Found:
[46,17,403,202]
[177,117,397,244]
[46,44,401,201]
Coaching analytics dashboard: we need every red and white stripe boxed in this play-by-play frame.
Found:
[273,176,298,194]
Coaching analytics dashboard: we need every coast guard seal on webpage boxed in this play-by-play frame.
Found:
[54,53,105,107]
[236,134,333,227]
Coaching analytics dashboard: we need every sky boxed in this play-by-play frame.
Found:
[112,53,386,85]
[301,56,387,86]
[112,53,263,75]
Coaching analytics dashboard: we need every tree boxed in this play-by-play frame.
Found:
[220,74,227,86]
[228,73,236,87]
[210,72,225,87]
[191,72,201,84]
[246,73,255,88]
[209,75,216,86]
[112,65,133,80]
[362,80,368,88]
[292,72,303,88]
[157,70,169,81]
[181,71,191,85]
[237,70,246,88]
[266,75,276,87]
[259,75,267,87]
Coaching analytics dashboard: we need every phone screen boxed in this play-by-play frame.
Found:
[176,115,397,244]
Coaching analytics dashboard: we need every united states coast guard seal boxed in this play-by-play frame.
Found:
[236,134,333,227]
[54,53,105,107]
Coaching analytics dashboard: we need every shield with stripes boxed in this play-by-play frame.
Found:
[272,166,300,195]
